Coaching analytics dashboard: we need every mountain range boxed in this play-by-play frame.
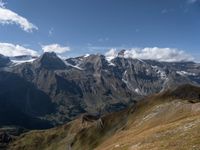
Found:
[0,50,200,129]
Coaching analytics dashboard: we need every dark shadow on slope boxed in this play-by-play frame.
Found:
[0,71,55,129]
[158,84,200,102]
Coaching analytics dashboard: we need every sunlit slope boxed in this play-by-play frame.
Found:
[9,84,200,150]
[96,99,200,150]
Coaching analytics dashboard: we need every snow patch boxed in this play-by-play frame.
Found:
[84,54,90,58]
[122,78,128,84]
[135,88,140,94]
[176,71,196,76]
[122,70,128,84]
[136,58,145,63]
[63,61,84,70]
[11,58,36,65]
[108,62,116,66]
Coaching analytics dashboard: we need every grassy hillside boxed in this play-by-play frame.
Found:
[8,84,200,150]
[96,99,200,150]
[8,119,83,150]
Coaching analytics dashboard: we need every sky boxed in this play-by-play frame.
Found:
[0,0,200,62]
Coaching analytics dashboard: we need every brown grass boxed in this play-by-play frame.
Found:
[8,84,200,150]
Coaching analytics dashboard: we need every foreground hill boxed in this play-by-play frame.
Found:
[8,84,200,150]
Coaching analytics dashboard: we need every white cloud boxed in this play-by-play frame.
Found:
[187,0,198,3]
[105,48,118,61]
[0,4,38,32]
[161,9,168,14]
[0,42,39,57]
[42,44,70,54]
[98,37,109,42]
[161,8,174,14]
[0,0,5,8]
[48,27,54,36]
[125,47,194,62]
[105,47,194,62]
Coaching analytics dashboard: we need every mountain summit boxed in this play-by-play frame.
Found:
[34,52,67,70]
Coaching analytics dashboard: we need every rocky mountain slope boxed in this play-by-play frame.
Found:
[0,51,200,128]
[8,84,200,150]
[0,54,11,68]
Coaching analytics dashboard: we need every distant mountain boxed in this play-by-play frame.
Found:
[0,51,200,129]
[8,84,200,150]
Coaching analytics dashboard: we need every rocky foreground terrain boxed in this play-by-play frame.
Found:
[0,51,200,129]
[7,84,200,150]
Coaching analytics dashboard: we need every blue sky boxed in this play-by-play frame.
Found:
[0,0,199,61]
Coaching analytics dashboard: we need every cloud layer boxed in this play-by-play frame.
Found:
[0,5,38,32]
[0,42,39,57]
[42,44,70,54]
[105,47,194,62]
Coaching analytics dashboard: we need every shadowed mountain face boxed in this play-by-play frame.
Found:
[0,54,11,67]
[8,84,200,150]
[0,52,200,128]
[0,72,55,129]
[33,52,67,70]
